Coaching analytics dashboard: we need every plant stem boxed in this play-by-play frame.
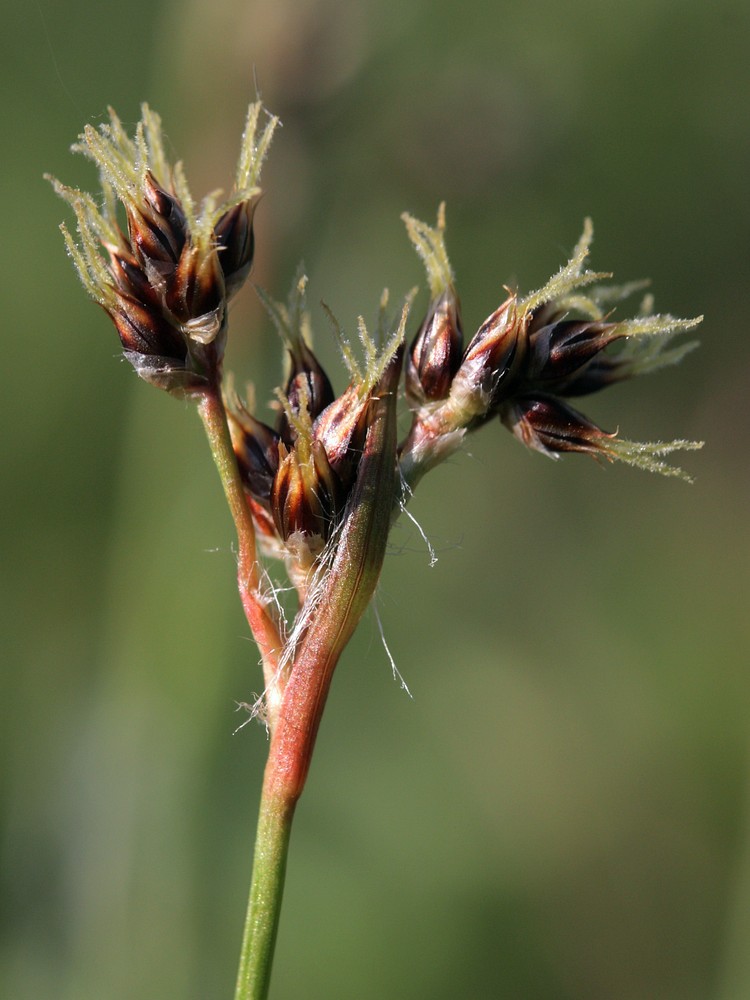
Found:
[233,350,403,999]
[197,389,285,712]
[234,781,295,1000]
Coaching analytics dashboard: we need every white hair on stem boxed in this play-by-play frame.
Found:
[373,600,412,698]
[396,470,437,568]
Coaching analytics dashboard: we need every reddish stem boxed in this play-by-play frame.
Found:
[197,390,284,701]
[233,348,402,999]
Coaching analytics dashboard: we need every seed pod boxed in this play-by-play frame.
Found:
[449,295,527,423]
[214,198,258,300]
[107,289,182,358]
[271,439,343,542]
[126,172,187,283]
[312,384,370,489]
[277,339,335,445]
[525,319,623,389]
[107,287,213,393]
[554,355,632,397]
[500,393,613,458]
[165,242,227,345]
[405,290,463,405]
[51,102,278,396]
[106,246,158,307]
[230,412,281,506]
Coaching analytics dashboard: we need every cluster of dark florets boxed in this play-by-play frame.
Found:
[52,109,700,572]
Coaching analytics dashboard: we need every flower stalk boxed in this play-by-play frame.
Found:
[234,789,294,1000]
[234,343,402,999]
[197,389,284,713]
[50,102,703,1000]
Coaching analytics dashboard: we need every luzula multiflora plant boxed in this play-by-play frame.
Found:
[50,104,702,1000]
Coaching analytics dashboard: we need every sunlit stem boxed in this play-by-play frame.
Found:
[197,389,285,720]
[233,348,402,1000]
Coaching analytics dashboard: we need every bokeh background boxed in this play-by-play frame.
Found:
[3,0,749,997]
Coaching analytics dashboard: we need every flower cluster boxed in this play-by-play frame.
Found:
[49,105,705,999]
[225,212,700,579]
[50,106,701,588]
[227,276,407,579]
[398,208,702,488]
[48,103,277,394]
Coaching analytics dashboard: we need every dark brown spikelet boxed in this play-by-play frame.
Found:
[50,102,278,395]
[524,319,624,392]
[127,172,188,281]
[277,339,335,446]
[214,199,258,300]
[449,295,528,422]
[270,440,343,543]
[312,384,371,488]
[500,394,614,458]
[165,243,226,334]
[230,411,282,507]
[104,246,209,390]
[107,289,183,359]
[406,290,463,404]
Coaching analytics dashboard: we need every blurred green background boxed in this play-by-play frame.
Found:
[2,0,749,997]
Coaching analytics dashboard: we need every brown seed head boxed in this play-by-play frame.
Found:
[312,383,371,488]
[449,294,527,422]
[107,289,182,358]
[99,242,216,392]
[113,179,229,389]
[165,242,227,344]
[405,289,463,405]
[500,394,613,458]
[229,409,282,507]
[277,339,335,446]
[50,102,278,395]
[270,439,343,543]
[126,172,187,284]
[214,198,258,300]
[524,318,624,393]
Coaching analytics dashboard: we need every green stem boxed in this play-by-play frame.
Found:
[233,348,403,1000]
[234,786,295,1000]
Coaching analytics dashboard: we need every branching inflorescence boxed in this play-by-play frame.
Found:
[50,102,702,1000]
